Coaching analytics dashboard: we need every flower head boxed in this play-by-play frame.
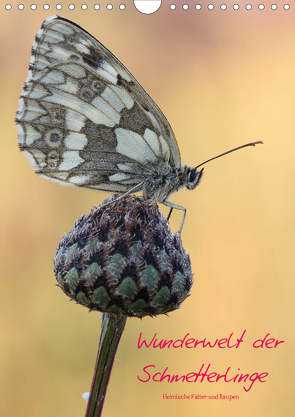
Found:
[54,195,193,318]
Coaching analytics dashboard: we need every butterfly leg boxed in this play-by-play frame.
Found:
[98,182,145,210]
[142,183,148,201]
[163,201,186,235]
[167,207,173,221]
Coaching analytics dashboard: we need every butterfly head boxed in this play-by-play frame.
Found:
[185,167,204,191]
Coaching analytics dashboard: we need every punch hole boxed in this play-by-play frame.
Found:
[233,4,239,9]
[208,4,214,10]
[119,4,126,9]
[220,4,226,10]
[43,3,50,9]
[107,4,113,9]
[195,4,201,10]
[56,3,62,10]
[18,3,24,9]
[183,4,189,10]
[31,3,37,9]
[5,3,12,9]
[245,3,252,9]
[94,4,100,9]
[258,4,264,9]
[271,3,277,9]
[81,3,87,9]
[170,4,176,9]
[134,1,161,14]
[284,4,290,9]
[69,3,75,9]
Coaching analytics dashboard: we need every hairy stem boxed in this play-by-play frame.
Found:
[85,313,127,417]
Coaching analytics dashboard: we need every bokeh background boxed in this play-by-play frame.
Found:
[1,1,294,416]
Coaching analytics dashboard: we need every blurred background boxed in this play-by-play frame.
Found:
[0,2,294,416]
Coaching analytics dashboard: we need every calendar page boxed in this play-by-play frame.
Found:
[0,2,294,417]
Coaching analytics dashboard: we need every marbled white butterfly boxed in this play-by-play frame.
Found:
[16,15,261,233]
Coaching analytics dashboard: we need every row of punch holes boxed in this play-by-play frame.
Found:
[4,3,292,11]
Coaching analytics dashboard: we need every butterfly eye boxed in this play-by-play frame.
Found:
[188,169,197,183]
[186,167,204,190]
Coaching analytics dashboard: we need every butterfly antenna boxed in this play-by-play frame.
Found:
[195,141,263,169]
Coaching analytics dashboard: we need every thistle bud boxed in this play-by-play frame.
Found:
[54,195,193,318]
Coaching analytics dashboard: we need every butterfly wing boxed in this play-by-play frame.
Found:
[16,15,181,194]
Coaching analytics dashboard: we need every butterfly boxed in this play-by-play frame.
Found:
[16,15,261,233]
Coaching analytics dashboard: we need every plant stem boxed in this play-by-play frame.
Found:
[85,313,127,417]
